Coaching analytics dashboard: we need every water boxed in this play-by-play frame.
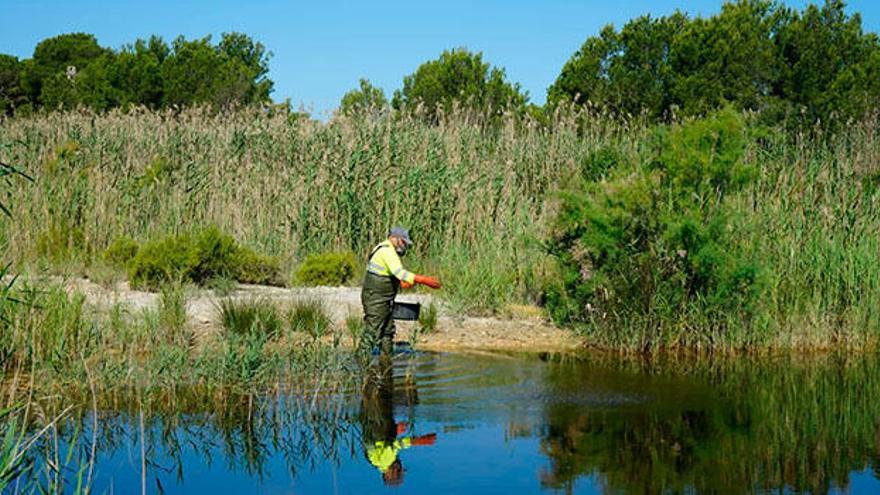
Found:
[11,351,880,494]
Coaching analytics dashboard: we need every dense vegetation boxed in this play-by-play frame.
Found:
[3,1,879,127]
[2,0,880,352]
[1,105,878,350]
[0,32,272,115]
[548,0,880,125]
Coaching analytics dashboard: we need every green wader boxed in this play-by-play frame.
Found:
[361,271,399,356]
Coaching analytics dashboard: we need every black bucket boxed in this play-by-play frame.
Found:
[392,301,421,321]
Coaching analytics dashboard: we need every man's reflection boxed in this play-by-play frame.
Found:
[360,357,436,486]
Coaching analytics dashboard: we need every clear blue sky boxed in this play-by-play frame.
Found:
[1,0,878,117]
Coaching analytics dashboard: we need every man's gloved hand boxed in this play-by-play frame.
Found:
[411,433,437,446]
[400,280,413,289]
[414,274,441,289]
[396,422,409,436]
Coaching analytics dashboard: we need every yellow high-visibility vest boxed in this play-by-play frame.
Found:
[367,438,412,472]
[366,240,415,284]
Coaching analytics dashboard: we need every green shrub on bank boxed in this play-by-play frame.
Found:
[128,226,281,290]
[236,249,283,285]
[102,236,139,267]
[295,251,358,287]
[545,108,764,348]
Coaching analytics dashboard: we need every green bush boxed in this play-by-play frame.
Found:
[545,108,764,349]
[102,236,139,267]
[236,248,283,286]
[129,232,198,290]
[128,226,281,290]
[295,251,358,287]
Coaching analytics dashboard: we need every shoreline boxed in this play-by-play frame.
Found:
[58,277,582,354]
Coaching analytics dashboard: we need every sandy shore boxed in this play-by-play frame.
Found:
[58,277,580,353]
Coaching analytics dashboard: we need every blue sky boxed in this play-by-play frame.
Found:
[1,0,878,117]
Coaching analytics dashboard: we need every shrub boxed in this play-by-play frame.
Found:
[236,248,283,286]
[189,226,240,283]
[545,108,764,349]
[102,236,139,267]
[128,233,198,289]
[579,146,623,182]
[128,226,281,290]
[295,251,358,287]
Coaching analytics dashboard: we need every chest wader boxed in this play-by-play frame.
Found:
[361,246,400,356]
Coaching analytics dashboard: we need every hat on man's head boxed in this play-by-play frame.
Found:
[389,226,413,245]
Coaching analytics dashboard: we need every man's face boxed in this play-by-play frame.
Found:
[391,236,408,255]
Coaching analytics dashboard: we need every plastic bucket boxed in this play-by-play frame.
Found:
[392,301,421,321]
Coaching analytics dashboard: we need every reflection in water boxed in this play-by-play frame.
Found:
[359,357,436,486]
[7,352,880,493]
[537,354,880,493]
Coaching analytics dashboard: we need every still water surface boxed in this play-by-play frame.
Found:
[18,351,880,494]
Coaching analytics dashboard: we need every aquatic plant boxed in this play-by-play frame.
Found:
[217,297,283,339]
[418,302,438,333]
[288,299,332,338]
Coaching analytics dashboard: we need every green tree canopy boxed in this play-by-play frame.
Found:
[2,31,273,113]
[392,48,528,121]
[548,0,880,124]
[0,55,25,115]
[339,78,388,116]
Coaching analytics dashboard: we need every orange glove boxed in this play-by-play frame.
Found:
[411,433,436,446]
[400,280,413,289]
[413,275,441,289]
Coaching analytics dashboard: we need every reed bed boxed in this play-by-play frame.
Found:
[1,106,879,348]
[0,106,633,313]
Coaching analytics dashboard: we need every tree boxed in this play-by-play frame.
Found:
[392,48,528,121]
[339,78,388,115]
[161,33,272,109]
[108,36,168,108]
[774,0,880,123]
[548,0,880,125]
[19,33,107,108]
[0,55,25,116]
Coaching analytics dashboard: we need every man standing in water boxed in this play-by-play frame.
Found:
[361,226,441,356]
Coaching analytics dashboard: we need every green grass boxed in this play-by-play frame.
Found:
[217,297,283,338]
[419,302,438,333]
[288,299,332,338]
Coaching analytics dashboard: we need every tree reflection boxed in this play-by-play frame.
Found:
[538,354,880,493]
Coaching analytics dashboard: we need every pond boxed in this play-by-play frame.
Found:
[8,350,880,494]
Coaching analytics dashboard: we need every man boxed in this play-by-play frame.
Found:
[361,226,441,356]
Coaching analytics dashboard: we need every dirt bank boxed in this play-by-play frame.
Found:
[60,277,580,353]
